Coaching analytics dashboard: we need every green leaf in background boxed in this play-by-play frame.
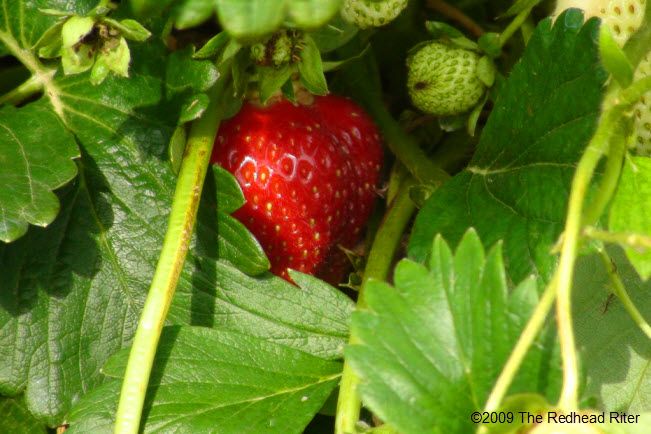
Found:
[215,0,342,40]
[608,157,651,280]
[0,103,79,242]
[67,326,342,433]
[0,397,48,434]
[172,0,214,30]
[310,14,358,53]
[409,11,608,284]
[347,230,560,434]
[0,45,351,426]
[574,248,651,413]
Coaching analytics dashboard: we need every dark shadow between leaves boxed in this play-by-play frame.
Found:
[574,248,651,412]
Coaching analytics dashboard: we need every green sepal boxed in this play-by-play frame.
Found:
[101,17,151,42]
[281,78,297,103]
[61,16,95,48]
[467,92,489,137]
[258,65,293,103]
[476,56,496,87]
[298,35,328,95]
[61,44,95,75]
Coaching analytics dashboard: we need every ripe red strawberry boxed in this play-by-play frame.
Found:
[211,94,383,283]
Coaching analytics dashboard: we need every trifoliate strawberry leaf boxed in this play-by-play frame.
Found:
[347,230,560,434]
[0,397,48,434]
[574,248,651,413]
[409,11,608,283]
[608,157,651,280]
[66,326,341,434]
[0,45,351,426]
[0,103,79,242]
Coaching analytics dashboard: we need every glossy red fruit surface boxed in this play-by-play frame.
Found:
[211,94,383,283]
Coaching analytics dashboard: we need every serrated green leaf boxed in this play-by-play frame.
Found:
[259,64,293,103]
[574,248,651,413]
[0,102,79,242]
[166,47,220,92]
[608,157,651,280]
[67,326,341,433]
[347,230,559,434]
[409,11,608,283]
[298,35,328,95]
[0,397,48,434]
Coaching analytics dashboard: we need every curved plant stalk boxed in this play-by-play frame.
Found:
[335,175,418,434]
[499,7,534,48]
[597,246,651,340]
[478,76,651,423]
[114,87,223,434]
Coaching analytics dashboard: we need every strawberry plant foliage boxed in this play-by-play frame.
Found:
[347,230,560,434]
[410,11,608,284]
[5,0,651,433]
[66,326,342,433]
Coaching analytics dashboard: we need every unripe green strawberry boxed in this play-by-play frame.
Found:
[341,0,408,29]
[554,0,644,46]
[632,52,651,155]
[406,42,486,116]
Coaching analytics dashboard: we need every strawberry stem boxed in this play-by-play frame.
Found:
[113,83,225,434]
[335,175,418,434]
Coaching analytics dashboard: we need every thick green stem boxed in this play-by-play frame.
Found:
[598,247,651,340]
[335,177,418,434]
[0,74,44,106]
[114,92,221,434]
[499,7,533,48]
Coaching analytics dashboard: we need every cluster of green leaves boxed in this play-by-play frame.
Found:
[3,0,651,433]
